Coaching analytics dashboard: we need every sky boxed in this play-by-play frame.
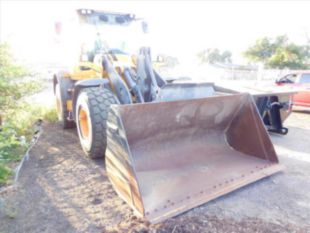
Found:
[1,0,310,64]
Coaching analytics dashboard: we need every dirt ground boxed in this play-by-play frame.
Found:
[1,112,310,233]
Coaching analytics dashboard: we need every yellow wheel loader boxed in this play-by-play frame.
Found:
[54,9,288,223]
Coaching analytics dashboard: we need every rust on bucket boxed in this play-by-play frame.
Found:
[106,93,282,223]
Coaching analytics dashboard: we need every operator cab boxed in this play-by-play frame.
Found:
[77,9,148,64]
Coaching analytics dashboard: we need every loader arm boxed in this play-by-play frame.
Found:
[102,55,132,104]
[138,47,161,101]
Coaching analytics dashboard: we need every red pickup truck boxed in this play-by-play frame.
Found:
[276,71,310,108]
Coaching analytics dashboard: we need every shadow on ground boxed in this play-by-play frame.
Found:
[1,113,310,233]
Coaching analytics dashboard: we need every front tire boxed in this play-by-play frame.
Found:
[76,87,119,159]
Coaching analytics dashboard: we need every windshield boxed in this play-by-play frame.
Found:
[80,21,146,56]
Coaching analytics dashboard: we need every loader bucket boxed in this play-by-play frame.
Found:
[105,93,282,223]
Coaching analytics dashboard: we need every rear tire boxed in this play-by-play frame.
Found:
[54,76,75,129]
[76,87,119,159]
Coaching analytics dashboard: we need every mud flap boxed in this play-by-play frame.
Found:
[105,93,282,223]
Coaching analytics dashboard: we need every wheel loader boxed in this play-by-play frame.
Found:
[54,9,289,223]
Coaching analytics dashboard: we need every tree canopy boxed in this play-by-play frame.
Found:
[244,35,310,69]
[197,48,232,64]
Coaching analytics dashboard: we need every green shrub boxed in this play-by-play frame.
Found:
[0,43,53,185]
[0,104,59,185]
[0,124,27,161]
[0,163,13,185]
[40,107,58,123]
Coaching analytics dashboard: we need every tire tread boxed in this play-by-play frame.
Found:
[79,87,118,159]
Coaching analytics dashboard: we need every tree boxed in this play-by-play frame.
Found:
[244,35,310,69]
[0,43,38,119]
[197,48,232,64]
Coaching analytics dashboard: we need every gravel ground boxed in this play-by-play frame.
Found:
[0,112,310,233]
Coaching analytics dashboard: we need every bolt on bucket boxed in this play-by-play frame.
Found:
[105,93,283,223]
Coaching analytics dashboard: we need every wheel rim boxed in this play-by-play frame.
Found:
[55,85,62,120]
[78,108,90,140]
